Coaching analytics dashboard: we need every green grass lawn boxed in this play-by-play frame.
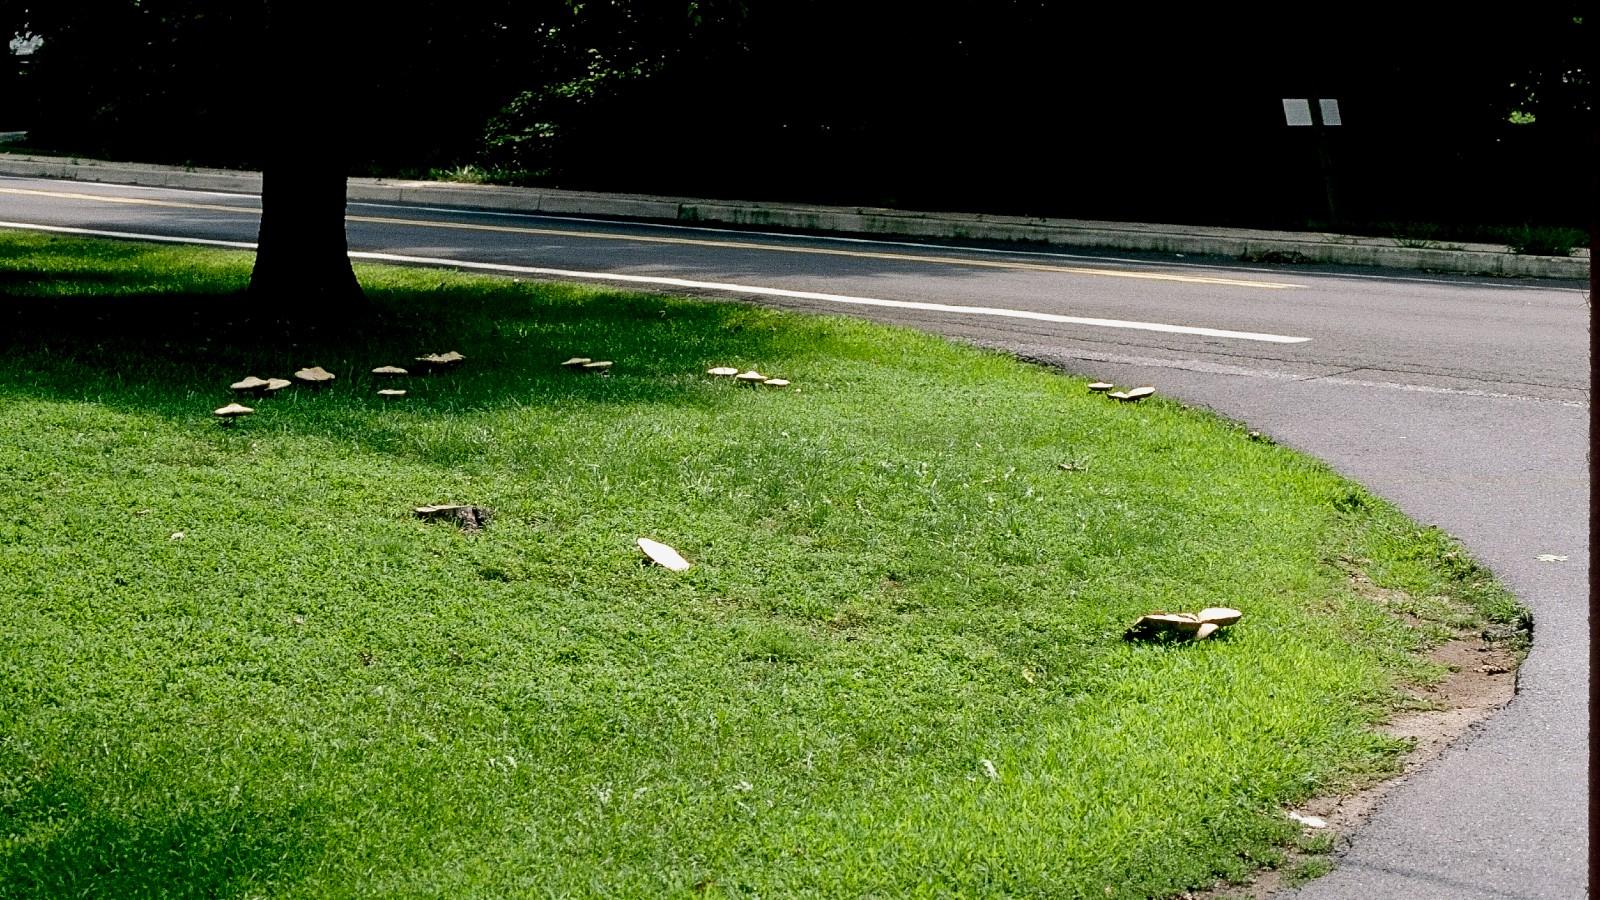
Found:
[0,231,1524,898]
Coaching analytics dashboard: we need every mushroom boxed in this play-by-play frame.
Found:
[735,370,766,384]
[1195,607,1242,626]
[706,366,739,377]
[414,504,491,532]
[263,378,293,394]
[580,361,613,371]
[637,537,692,572]
[214,402,254,421]
[761,378,791,388]
[293,366,336,386]
[1087,382,1115,392]
[1123,612,1203,640]
[230,376,271,394]
[561,357,593,368]
[414,352,465,372]
[377,389,407,398]
[372,366,409,377]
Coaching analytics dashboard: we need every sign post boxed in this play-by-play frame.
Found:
[1283,98,1342,226]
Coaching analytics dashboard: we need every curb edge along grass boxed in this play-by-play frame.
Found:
[0,153,1587,280]
[0,231,1532,898]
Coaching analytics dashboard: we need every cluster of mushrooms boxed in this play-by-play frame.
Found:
[213,352,465,422]
[1086,381,1155,402]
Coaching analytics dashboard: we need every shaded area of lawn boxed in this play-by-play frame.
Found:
[0,231,1523,898]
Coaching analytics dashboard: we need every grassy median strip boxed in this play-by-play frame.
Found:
[0,231,1522,898]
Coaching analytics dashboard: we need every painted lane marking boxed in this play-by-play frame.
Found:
[0,221,258,248]
[4,177,1582,293]
[349,203,1581,293]
[0,185,1299,289]
[347,214,1301,288]
[0,222,1311,344]
[0,186,255,214]
[346,252,1311,343]
[1015,346,1588,407]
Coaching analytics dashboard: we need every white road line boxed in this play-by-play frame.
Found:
[349,251,1311,343]
[0,174,257,201]
[0,221,1312,343]
[1024,346,1588,407]
[5,174,1575,292]
[0,220,258,248]
[351,202,1569,291]
[0,182,1297,288]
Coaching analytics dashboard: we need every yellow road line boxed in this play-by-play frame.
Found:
[0,185,1301,289]
[0,186,254,214]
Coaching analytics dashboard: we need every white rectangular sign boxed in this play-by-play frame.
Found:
[1283,98,1313,127]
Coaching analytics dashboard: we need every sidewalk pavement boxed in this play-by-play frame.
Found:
[0,152,1588,280]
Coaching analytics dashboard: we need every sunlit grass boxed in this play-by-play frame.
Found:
[0,231,1522,898]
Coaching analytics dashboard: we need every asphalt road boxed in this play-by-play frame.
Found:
[0,176,1589,898]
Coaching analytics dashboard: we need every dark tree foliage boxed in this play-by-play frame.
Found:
[517,3,1588,228]
[2,1,1589,245]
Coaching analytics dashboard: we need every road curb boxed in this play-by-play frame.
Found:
[1,153,1587,280]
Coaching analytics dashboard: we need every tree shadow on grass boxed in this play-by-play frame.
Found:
[0,277,807,422]
[0,269,134,290]
[0,769,316,899]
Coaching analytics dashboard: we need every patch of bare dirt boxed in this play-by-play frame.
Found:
[1185,572,1523,899]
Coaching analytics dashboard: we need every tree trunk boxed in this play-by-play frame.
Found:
[248,158,364,309]
[246,1,364,313]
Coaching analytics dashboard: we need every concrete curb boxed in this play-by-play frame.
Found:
[1,153,1587,280]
